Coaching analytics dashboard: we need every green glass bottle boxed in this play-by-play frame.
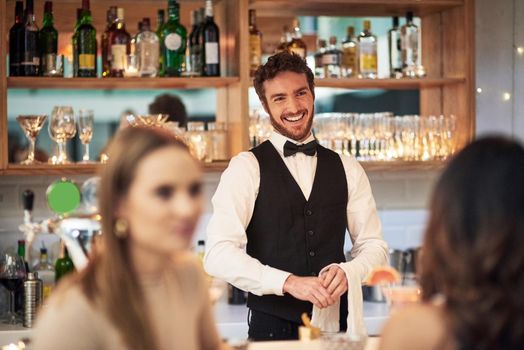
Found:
[39,1,58,76]
[55,245,75,283]
[72,8,81,77]
[156,9,165,77]
[160,0,187,77]
[75,0,97,77]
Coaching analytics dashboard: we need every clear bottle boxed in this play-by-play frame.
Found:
[136,17,160,77]
[189,9,203,76]
[314,39,327,78]
[39,1,58,76]
[288,18,306,59]
[207,121,228,161]
[161,0,187,77]
[401,11,419,77]
[9,1,24,76]
[101,6,117,77]
[276,25,291,53]
[323,36,342,78]
[32,247,55,302]
[248,9,262,76]
[20,0,40,76]
[358,20,377,79]
[75,0,97,77]
[388,16,402,78]
[341,26,358,78]
[109,7,131,77]
[202,0,220,77]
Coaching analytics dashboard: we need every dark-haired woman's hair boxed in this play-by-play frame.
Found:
[253,51,315,106]
[80,127,189,350]
[420,136,524,349]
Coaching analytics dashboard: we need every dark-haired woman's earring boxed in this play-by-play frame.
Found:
[114,218,129,238]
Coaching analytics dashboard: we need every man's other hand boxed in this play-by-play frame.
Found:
[320,265,348,299]
[283,275,335,308]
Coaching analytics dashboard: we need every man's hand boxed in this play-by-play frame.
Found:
[283,275,336,309]
[320,265,348,299]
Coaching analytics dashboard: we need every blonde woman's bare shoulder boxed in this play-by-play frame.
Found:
[378,304,456,350]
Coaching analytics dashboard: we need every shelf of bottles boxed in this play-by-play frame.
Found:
[7,0,225,82]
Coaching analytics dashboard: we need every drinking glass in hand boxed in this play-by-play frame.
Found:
[77,109,94,163]
[48,106,76,164]
[16,115,47,165]
[0,253,27,324]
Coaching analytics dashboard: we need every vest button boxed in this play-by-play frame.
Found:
[305,209,313,216]
[307,230,314,236]
[309,251,315,257]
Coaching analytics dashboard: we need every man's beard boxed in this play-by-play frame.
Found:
[268,106,315,142]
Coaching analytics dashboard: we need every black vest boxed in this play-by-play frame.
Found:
[247,141,348,323]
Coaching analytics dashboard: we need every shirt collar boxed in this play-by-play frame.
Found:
[269,131,316,156]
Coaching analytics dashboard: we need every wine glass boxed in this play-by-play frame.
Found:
[48,106,76,164]
[15,115,47,165]
[77,109,94,163]
[0,252,27,324]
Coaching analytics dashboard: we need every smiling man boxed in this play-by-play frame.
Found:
[205,51,388,341]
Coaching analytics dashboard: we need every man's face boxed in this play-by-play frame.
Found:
[262,71,314,142]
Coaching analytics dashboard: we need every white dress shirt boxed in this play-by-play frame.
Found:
[204,131,388,297]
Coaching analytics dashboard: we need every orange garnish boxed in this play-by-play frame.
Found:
[365,266,401,285]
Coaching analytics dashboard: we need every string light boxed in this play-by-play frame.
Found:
[517,47,524,55]
[476,88,482,94]
[503,92,511,101]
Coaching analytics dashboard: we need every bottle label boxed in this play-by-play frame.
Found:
[20,55,40,66]
[79,53,95,70]
[205,42,219,64]
[249,35,262,66]
[289,47,305,59]
[359,41,377,72]
[165,33,182,51]
[322,53,339,65]
[111,45,127,70]
[342,46,357,68]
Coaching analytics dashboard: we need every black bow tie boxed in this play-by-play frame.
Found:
[283,140,317,157]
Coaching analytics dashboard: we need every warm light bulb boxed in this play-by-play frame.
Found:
[476,88,482,94]
[517,47,524,55]
[503,92,511,101]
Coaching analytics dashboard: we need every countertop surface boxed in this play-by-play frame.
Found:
[0,300,390,346]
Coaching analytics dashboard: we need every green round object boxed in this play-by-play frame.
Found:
[46,179,81,214]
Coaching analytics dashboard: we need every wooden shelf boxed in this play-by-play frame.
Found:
[250,0,464,17]
[2,161,231,176]
[2,160,445,175]
[315,77,465,90]
[7,77,240,90]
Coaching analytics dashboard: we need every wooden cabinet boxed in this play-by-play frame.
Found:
[0,0,474,176]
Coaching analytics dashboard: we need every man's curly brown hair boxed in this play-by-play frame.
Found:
[253,51,315,107]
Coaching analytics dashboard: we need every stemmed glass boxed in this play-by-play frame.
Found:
[48,106,76,164]
[77,109,94,163]
[0,252,27,324]
[15,115,47,165]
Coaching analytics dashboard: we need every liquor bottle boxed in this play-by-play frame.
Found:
[323,36,342,78]
[341,26,358,78]
[20,0,40,76]
[248,9,262,76]
[189,9,203,76]
[358,20,377,79]
[15,240,29,313]
[202,0,220,77]
[109,7,131,77]
[161,0,187,77]
[388,16,402,78]
[72,8,81,77]
[276,25,291,53]
[75,0,97,77]
[33,247,55,302]
[102,6,117,77]
[156,9,165,76]
[39,1,58,76]
[136,18,160,77]
[314,39,326,78]
[401,11,419,77]
[55,244,75,283]
[288,18,306,59]
[8,1,24,76]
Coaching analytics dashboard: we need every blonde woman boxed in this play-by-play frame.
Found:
[33,127,229,350]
